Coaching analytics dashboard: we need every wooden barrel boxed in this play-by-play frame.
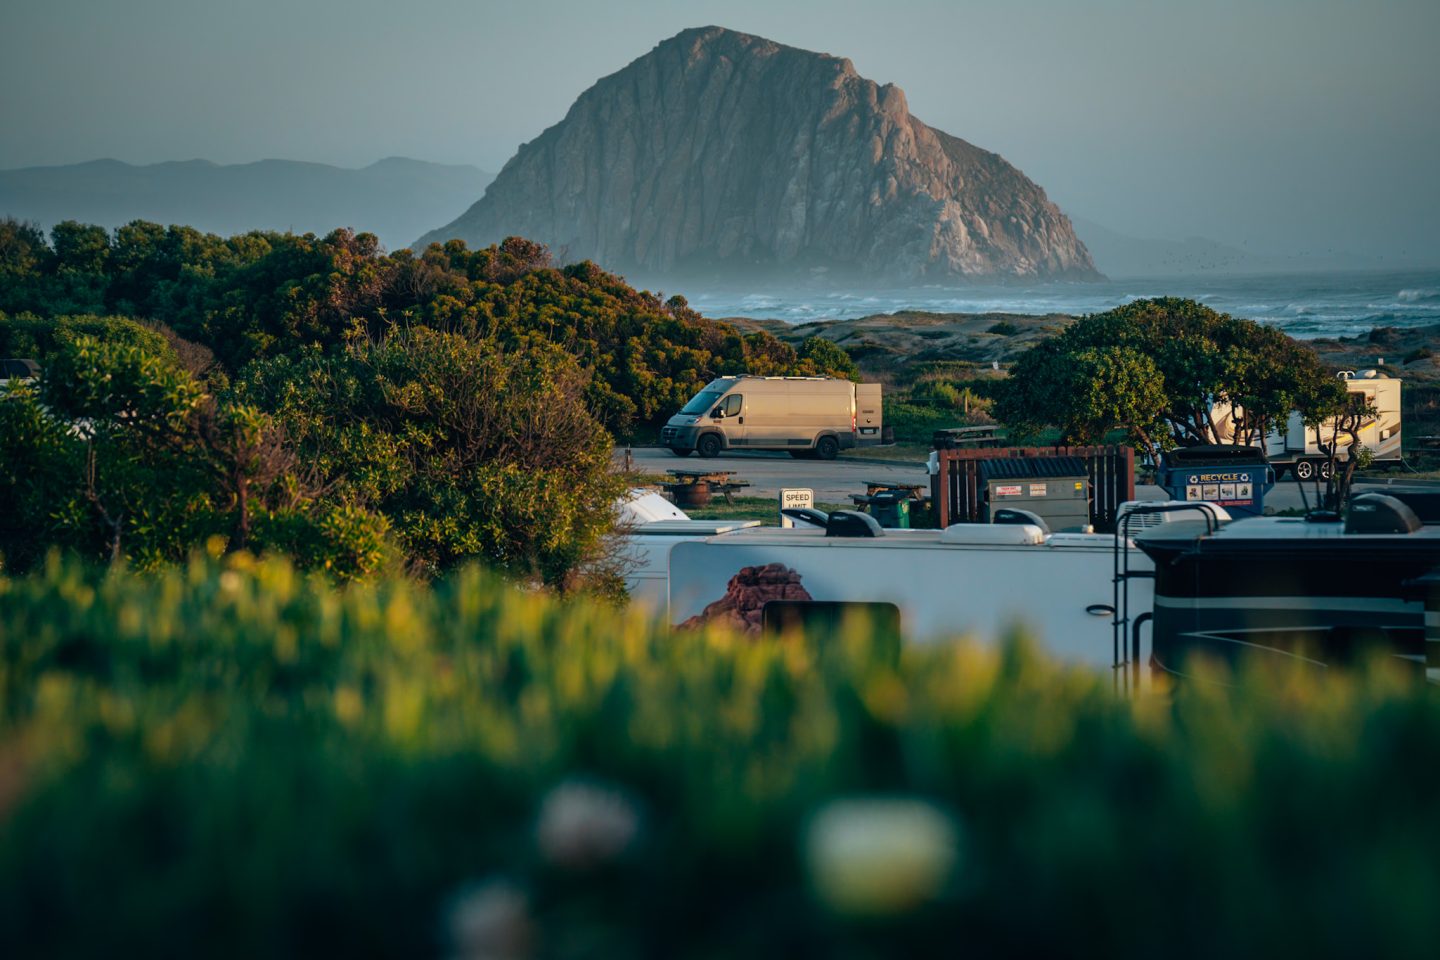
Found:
[669,481,711,508]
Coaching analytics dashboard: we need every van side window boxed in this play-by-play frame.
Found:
[722,394,743,417]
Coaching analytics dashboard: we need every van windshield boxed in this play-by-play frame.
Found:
[680,389,724,416]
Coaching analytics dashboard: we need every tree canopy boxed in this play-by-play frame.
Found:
[0,218,870,587]
[0,219,857,439]
[995,298,1344,460]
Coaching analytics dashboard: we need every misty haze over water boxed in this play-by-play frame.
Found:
[683,270,1440,339]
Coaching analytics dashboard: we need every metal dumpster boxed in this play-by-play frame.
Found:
[1157,445,1275,518]
[977,457,1090,531]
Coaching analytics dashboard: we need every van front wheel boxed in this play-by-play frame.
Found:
[815,436,839,461]
[697,434,723,458]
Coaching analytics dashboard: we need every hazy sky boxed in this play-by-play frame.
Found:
[3,0,1437,261]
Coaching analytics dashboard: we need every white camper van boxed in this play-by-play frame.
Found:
[661,376,883,459]
[1210,371,1402,480]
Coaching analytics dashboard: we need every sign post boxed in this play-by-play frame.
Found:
[779,487,815,528]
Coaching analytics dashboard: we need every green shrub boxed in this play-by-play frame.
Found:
[4,557,1440,957]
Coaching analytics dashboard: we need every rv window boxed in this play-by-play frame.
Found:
[761,601,901,637]
[680,390,724,416]
[722,394,742,417]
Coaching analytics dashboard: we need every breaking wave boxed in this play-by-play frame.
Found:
[684,269,1440,338]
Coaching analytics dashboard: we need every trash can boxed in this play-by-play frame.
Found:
[1156,445,1275,518]
[978,457,1090,531]
[869,488,912,529]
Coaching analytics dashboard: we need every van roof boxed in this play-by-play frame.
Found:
[713,375,842,382]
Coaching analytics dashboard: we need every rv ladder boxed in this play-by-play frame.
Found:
[1113,503,1224,696]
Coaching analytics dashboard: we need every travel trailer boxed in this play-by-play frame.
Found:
[660,376,883,459]
[1209,370,1402,480]
[1133,492,1440,682]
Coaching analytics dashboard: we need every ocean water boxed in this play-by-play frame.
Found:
[683,269,1440,339]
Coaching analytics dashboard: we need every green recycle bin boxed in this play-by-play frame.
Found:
[869,489,911,529]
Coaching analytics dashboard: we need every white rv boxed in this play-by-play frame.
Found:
[617,495,1237,672]
[1210,371,1402,480]
[661,376,883,460]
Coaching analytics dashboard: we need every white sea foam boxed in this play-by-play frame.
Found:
[683,270,1440,338]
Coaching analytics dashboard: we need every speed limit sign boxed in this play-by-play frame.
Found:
[779,488,814,527]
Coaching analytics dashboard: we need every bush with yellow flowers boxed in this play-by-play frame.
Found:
[3,555,1440,958]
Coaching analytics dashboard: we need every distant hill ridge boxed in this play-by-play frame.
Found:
[0,157,492,250]
[416,26,1099,283]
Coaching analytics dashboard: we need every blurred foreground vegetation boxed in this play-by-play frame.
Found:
[3,556,1440,958]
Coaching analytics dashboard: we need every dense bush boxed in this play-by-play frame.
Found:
[885,370,998,443]
[3,557,1440,958]
[0,319,622,587]
[0,220,855,439]
[0,219,873,586]
[236,329,626,586]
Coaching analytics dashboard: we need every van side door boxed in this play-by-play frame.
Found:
[715,392,746,446]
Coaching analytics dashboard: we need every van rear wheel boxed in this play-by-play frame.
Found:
[815,436,839,461]
[697,433,723,458]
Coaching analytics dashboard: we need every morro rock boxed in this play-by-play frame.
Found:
[416,26,1099,282]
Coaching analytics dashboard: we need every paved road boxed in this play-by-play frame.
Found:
[617,446,929,502]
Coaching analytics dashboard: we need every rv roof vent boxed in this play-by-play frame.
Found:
[825,510,885,538]
[1346,493,1422,535]
[783,507,830,529]
[940,524,1045,546]
[1117,500,1232,531]
[992,507,1051,535]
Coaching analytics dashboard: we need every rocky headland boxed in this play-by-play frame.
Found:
[416,27,1098,284]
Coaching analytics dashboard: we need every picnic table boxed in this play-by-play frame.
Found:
[864,480,927,499]
[663,469,751,506]
[666,469,736,485]
[933,426,1001,449]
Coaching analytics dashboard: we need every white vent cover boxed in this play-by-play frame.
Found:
[939,524,1046,545]
[1116,500,1231,530]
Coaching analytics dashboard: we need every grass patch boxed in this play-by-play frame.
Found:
[840,443,932,462]
[684,495,850,524]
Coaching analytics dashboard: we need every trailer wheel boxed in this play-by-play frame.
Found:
[1294,460,1315,481]
[815,435,840,461]
[697,433,723,459]
[1320,460,1334,480]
